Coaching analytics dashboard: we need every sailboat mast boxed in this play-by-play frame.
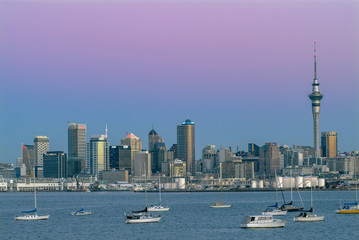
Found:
[159,175,161,203]
[34,174,37,210]
[290,169,293,202]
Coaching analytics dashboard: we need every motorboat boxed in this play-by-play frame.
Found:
[71,208,92,216]
[262,207,287,216]
[209,201,231,208]
[241,215,286,228]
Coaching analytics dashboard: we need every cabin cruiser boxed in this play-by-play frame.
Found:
[241,215,286,228]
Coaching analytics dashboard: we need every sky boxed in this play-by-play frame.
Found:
[1,0,358,163]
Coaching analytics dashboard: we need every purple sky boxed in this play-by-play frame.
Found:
[1,0,358,163]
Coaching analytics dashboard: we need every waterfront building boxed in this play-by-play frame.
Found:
[169,159,186,178]
[133,151,151,177]
[177,119,195,176]
[99,170,129,183]
[221,161,254,179]
[43,151,67,178]
[259,142,280,177]
[308,41,324,160]
[22,144,35,175]
[321,131,338,158]
[67,122,87,176]
[34,136,49,167]
[88,134,109,177]
[120,133,142,174]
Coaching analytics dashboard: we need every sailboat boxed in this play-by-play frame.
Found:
[148,175,169,212]
[280,170,303,212]
[125,174,161,223]
[262,171,287,215]
[294,186,324,222]
[336,165,359,214]
[15,176,50,220]
[71,183,91,216]
[210,177,231,208]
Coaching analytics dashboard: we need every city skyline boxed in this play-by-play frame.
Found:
[1,0,359,163]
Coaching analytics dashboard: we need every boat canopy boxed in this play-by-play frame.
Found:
[74,209,84,214]
[268,203,278,208]
[343,201,358,206]
[21,208,36,213]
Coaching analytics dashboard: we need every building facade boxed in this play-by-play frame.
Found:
[68,122,87,176]
[22,144,35,174]
[120,133,142,175]
[321,131,337,158]
[34,136,49,167]
[88,135,109,177]
[133,151,151,177]
[43,151,67,178]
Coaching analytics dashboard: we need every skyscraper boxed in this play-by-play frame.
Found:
[177,119,195,176]
[321,131,338,158]
[148,129,164,152]
[34,136,49,167]
[67,122,87,176]
[120,133,142,174]
[22,144,35,174]
[88,134,109,176]
[259,142,280,177]
[133,151,151,177]
[308,41,324,160]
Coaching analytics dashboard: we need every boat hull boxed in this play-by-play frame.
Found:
[210,204,231,208]
[294,215,324,222]
[126,216,161,224]
[72,211,92,216]
[15,214,50,221]
[336,209,359,214]
[241,221,286,228]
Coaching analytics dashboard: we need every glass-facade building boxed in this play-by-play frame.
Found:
[177,119,195,176]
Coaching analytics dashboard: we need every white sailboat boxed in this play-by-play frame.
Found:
[71,182,91,216]
[148,175,169,212]
[210,164,231,208]
[336,165,359,214]
[125,173,161,223]
[294,186,324,222]
[262,170,287,215]
[15,176,50,221]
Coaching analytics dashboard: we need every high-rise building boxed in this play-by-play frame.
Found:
[151,142,167,173]
[120,133,142,174]
[177,119,195,176]
[321,131,338,158]
[88,134,109,177]
[202,145,217,173]
[308,41,324,160]
[34,136,49,167]
[118,145,132,171]
[67,122,87,176]
[43,151,67,178]
[148,129,164,152]
[133,151,151,177]
[109,145,120,170]
[248,143,260,156]
[259,142,280,177]
[22,144,35,174]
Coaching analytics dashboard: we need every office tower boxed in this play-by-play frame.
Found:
[109,145,120,170]
[308,41,324,159]
[120,133,142,174]
[169,159,187,178]
[43,151,67,178]
[177,119,195,176]
[67,122,87,176]
[133,151,151,177]
[259,142,280,177]
[88,134,109,177]
[148,129,164,152]
[202,145,217,172]
[34,136,49,167]
[22,144,35,174]
[118,145,132,170]
[321,131,338,158]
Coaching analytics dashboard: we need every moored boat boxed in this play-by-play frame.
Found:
[241,215,286,228]
[71,208,92,216]
[336,202,359,214]
[209,201,231,208]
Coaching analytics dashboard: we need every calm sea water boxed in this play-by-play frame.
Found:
[1,190,358,240]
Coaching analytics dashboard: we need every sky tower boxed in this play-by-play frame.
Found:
[308,41,323,160]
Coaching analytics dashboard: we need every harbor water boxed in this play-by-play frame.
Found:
[1,191,358,240]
